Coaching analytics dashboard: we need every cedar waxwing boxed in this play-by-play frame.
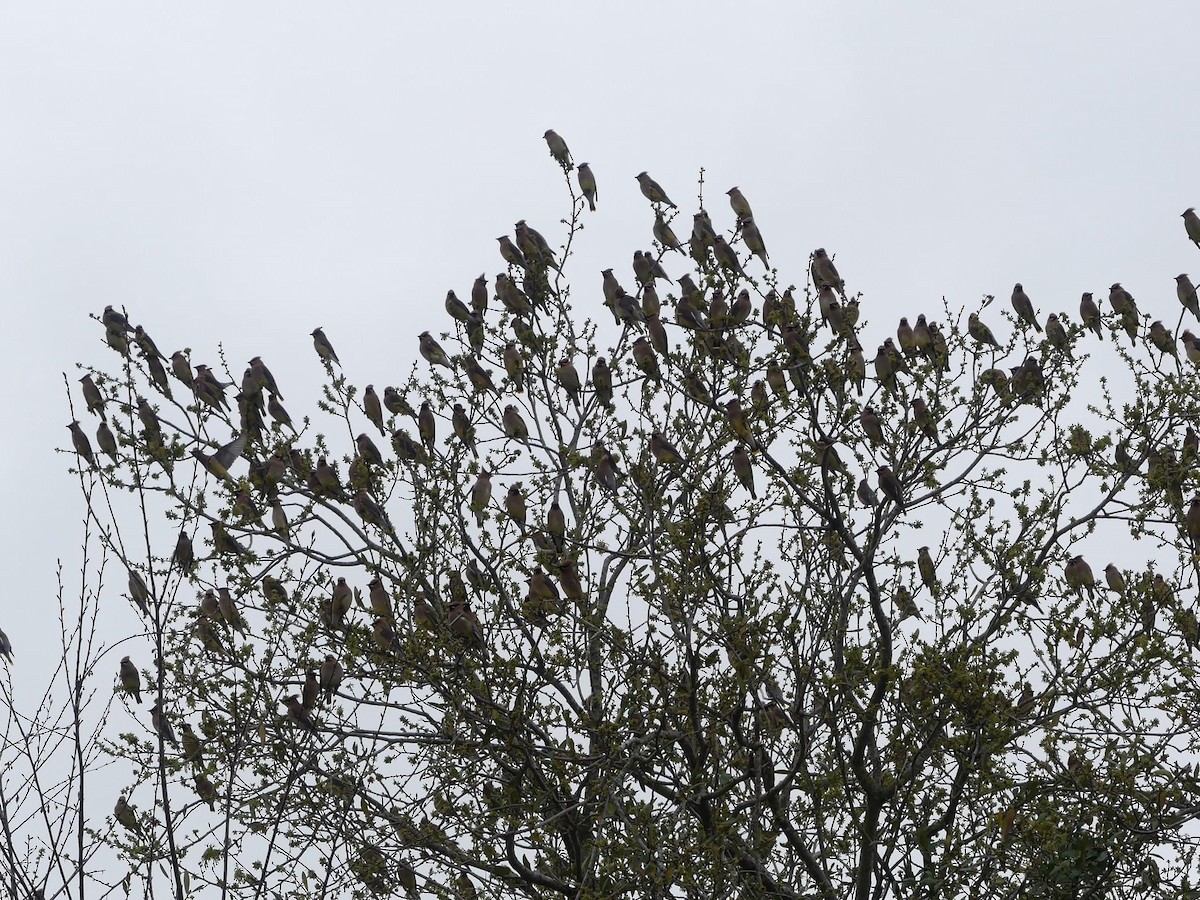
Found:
[683,370,712,404]
[119,656,141,703]
[1064,555,1096,597]
[917,547,940,597]
[577,162,597,211]
[448,602,485,648]
[633,250,654,286]
[264,393,294,434]
[96,420,118,462]
[133,325,164,362]
[847,346,866,396]
[311,328,339,365]
[1177,274,1200,321]
[368,575,394,621]
[362,385,386,434]
[632,337,661,382]
[145,352,172,398]
[856,478,878,508]
[765,362,790,405]
[356,433,385,467]
[170,350,194,388]
[594,449,620,493]
[354,489,393,533]
[470,471,493,526]
[1080,292,1103,340]
[1010,284,1041,332]
[1185,330,1200,365]
[873,346,896,393]
[642,281,662,318]
[327,577,352,631]
[314,456,342,496]
[731,444,756,499]
[585,357,611,408]
[270,499,290,541]
[217,587,247,635]
[1109,283,1139,345]
[449,403,477,456]
[192,367,231,412]
[557,557,586,604]
[653,211,683,252]
[465,310,485,353]
[544,128,571,168]
[195,617,223,653]
[79,374,106,420]
[712,235,746,279]
[1045,314,1074,360]
[68,421,96,468]
[497,235,526,269]
[101,304,131,333]
[418,331,453,369]
[815,440,847,476]
[247,355,281,398]
[896,318,916,357]
[392,429,426,464]
[1014,684,1035,718]
[301,669,320,711]
[412,592,436,631]
[1184,208,1200,249]
[636,172,676,208]
[692,210,716,248]
[894,585,921,620]
[181,722,203,763]
[500,341,525,392]
[675,292,707,330]
[515,220,559,270]
[383,386,415,418]
[645,314,669,356]
[319,655,343,702]
[1149,321,1177,357]
[262,576,288,606]
[1104,564,1123,600]
[0,627,10,663]
[1187,494,1200,543]
[128,569,151,616]
[556,357,582,407]
[495,273,532,315]
[417,402,436,452]
[877,466,905,511]
[114,795,141,834]
[544,501,567,552]
[911,398,939,443]
[1178,606,1200,649]
[816,285,837,325]
[811,248,844,293]
[968,312,1001,348]
[726,186,754,222]
[210,522,249,558]
[504,482,527,528]
[524,567,564,621]
[106,324,130,356]
[929,322,950,371]
[285,695,317,731]
[173,529,194,573]
[860,406,885,445]
[740,219,769,268]
[650,430,685,466]
[502,405,529,443]
[150,702,177,747]
[191,773,219,811]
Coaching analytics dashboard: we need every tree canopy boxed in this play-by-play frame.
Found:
[11,134,1200,900]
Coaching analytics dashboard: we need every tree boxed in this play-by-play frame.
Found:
[47,135,1200,898]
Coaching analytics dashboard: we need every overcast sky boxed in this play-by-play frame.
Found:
[2,2,1199,690]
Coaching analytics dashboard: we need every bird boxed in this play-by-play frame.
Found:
[731,444,756,498]
[119,656,141,703]
[1149,320,1177,357]
[712,235,747,279]
[181,722,203,763]
[577,163,597,211]
[726,186,754,222]
[1184,208,1200,249]
[94,421,117,463]
[248,356,281,398]
[1187,494,1200,544]
[917,547,940,597]
[650,430,685,466]
[319,655,343,702]
[67,420,96,468]
[470,471,493,526]
[417,402,437,452]
[877,466,905,511]
[556,357,582,407]
[504,482,527,528]
[1079,292,1103,340]
[811,248,844,293]
[1177,275,1200,321]
[543,129,572,168]
[448,602,485,648]
[353,489,393,534]
[170,350,194,388]
[128,569,151,616]
[150,702,177,747]
[636,172,676,208]
[1010,284,1041,332]
[1064,555,1096,597]
[632,337,661,382]
[856,478,878,508]
[1108,283,1140,344]
[497,235,527,269]
[419,332,453,369]
[311,328,339,365]
[893,585,921,621]
[502,405,529,443]
[0,627,11,663]
[79,374,106,420]
[968,312,1001,348]
[114,795,141,834]
[302,669,320,711]
[217,587,247,634]
[285,695,317,731]
[1045,314,1073,360]
[740,219,769,268]
[653,212,683,252]
[860,406,885,445]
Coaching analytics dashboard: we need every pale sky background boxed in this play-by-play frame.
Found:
[2,2,1199,715]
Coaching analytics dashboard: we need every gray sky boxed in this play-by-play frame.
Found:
[2,2,1199,685]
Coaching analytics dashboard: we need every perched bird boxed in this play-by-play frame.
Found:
[504,482,527,527]
[353,489,393,534]
[877,465,905,511]
[731,444,756,499]
[1184,207,1200,249]
[856,478,878,508]
[1149,320,1177,357]
[653,211,683,252]
[451,403,477,456]
[67,421,96,468]
[1109,283,1140,344]
[417,401,436,452]
[170,351,194,388]
[497,235,526,269]
[128,569,151,616]
[712,235,747,279]
[1187,493,1200,544]
[543,129,572,168]
[740,219,769,268]
[917,547,940,597]
[311,328,339,365]
[470,471,493,526]
[727,186,754,222]
[860,406,885,445]
[577,163,597,211]
[150,702,177,747]
[210,522,250,558]
[285,695,317,731]
[1105,565,1126,597]
[319,655,343,702]
[1177,274,1200,321]
[650,430,684,466]
[636,172,676,208]
[556,357,582,407]
[502,405,530,443]
[811,248,844,293]
[119,656,141,703]
[968,312,1001,348]
[181,722,203,763]
[362,385,386,434]
[302,669,320,711]
[419,331,453,369]
[503,341,525,391]
[448,602,485,649]
[1045,314,1073,360]
[1064,555,1096,598]
[114,795,141,834]
[217,587,247,634]
[632,337,661,382]
[1010,284,1041,332]
[0,627,11,663]
[268,393,295,433]
[94,421,118,462]
[1079,292,1103,340]
[173,529,195,574]
[79,374,106,420]
[894,585,921,620]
